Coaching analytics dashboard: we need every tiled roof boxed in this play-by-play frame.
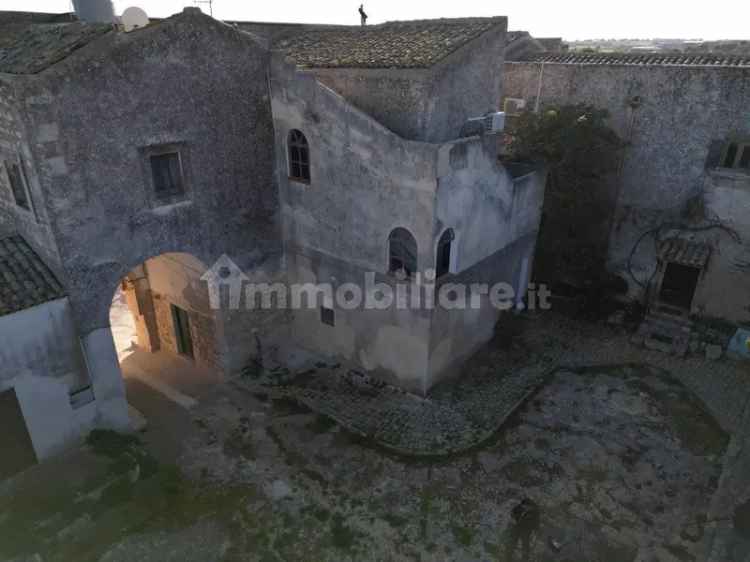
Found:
[518,52,750,68]
[506,31,529,44]
[658,238,711,268]
[0,13,112,75]
[0,11,76,24]
[276,17,506,69]
[0,235,65,316]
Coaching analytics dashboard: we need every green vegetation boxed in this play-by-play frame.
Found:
[508,103,623,288]
[451,523,475,546]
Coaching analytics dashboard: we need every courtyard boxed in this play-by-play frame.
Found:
[1,312,748,562]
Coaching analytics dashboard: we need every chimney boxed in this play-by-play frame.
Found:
[72,0,116,23]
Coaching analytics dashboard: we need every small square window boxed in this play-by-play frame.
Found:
[723,143,739,168]
[320,306,335,327]
[5,161,29,210]
[721,141,750,170]
[150,152,184,196]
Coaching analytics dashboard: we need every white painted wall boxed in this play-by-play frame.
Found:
[0,298,86,390]
[0,298,105,460]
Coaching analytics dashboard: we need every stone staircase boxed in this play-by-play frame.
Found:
[633,302,693,356]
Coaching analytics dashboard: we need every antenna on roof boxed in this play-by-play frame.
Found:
[194,0,214,17]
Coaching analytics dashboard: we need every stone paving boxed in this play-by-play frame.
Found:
[236,311,750,558]
[179,360,730,561]
[3,311,748,561]
[241,312,750,456]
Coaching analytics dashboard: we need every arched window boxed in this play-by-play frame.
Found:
[288,130,310,183]
[436,228,454,278]
[388,228,418,278]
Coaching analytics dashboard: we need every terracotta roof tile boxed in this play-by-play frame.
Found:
[0,235,65,316]
[276,17,505,69]
[658,238,711,268]
[519,52,750,68]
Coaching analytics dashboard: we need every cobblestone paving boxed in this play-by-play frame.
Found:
[4,312,747,561]
[242,312,750,456]
[240,312,750,559]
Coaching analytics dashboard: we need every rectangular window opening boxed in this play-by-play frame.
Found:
[721,141,750,170]
[6,161,29,210]
[171,304,194,359]
[320,305,335,327]
[150,152,184,196]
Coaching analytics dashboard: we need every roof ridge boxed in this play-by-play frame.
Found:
[382,16,506,25]
[519,51,750,68]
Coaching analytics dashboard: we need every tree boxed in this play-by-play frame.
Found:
[507,104,624,289]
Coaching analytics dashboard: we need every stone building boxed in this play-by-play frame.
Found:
[504,52,750,344]
[0,7,545,463]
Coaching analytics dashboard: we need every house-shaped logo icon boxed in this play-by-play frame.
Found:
[201,254,249,310]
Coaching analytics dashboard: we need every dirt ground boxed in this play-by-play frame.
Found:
[0,359,728,562]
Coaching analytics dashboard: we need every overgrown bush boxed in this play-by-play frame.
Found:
[507,104,624,289]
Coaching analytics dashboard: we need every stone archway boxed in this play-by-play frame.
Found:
[69,245,220,435]
[109,252,226,401]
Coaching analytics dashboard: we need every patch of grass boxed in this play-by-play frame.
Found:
[451,523,475,546]
[306,414,338,434]
[302,504,332,522]
[85,429,141,458]
[382,512,409,529]
[329,513,360,551]
[86,429,159,479]
[270,397,312,417]
[664,543,696,561]
[223,426,257,460]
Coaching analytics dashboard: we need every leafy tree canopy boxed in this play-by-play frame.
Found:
[507,104,623,199]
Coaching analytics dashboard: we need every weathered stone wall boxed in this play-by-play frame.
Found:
[309,22,506,143]
[20,10,281,338]
[694,172,750,324]
[145,253,222,372]
[310,67,435,144]
[503,62,750,299]
[271,54,438,274]
[271,55,545,392]
[0,76,61,271]
[427,23,506,143]
[429,139,545,386]
[434,137,544,272]
[271,53,438,392]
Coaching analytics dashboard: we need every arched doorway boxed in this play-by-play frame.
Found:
[109,252,223,416]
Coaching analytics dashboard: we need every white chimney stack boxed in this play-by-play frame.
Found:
[72,0,116,23]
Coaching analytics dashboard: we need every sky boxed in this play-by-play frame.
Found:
[1,0,748,41]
